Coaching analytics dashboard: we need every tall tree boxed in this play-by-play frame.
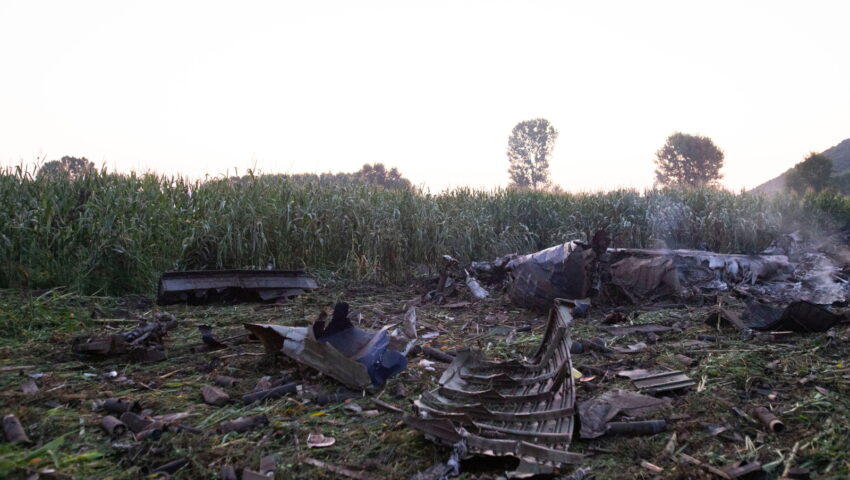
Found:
[355,163,412,190]
[785,152,833,194]
[507,118,558,189]
[37,156,95,180]
[654,133,724,187]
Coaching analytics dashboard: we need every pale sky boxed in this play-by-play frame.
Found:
[1,1,848,192]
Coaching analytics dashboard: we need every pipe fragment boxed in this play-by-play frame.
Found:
[241,383,298,405]
[101,415,127,438]
[218,414,268,434]
[422,346,455,364]
[754,406,784,433]
[606,420,667,436]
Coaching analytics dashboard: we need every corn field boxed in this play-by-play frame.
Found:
[2,165,849,295]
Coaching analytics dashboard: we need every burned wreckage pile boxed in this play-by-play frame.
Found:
[8,232,847,478]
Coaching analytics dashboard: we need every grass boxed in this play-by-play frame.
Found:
[0,287,848,479]
[3,165,849,296]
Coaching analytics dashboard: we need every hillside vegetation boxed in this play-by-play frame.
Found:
[3,166,850,295]
[754,138,850,194]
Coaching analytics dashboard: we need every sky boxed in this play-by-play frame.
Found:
[1,1,848,192]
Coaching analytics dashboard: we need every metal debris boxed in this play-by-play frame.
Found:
[246,302,406,389]
[603,324,673,336]
[101,415,127,438]
[406,299,583,474]
[577,389,671,439]
[506,241,596,310]
[631,370,695,393]
[73,314,178,361]
[605,420,667,436]
[754,406,785,433]
[3,414,30,444]
[201,385,231,406]
[20,379,38,395]
[306,432,336,448]
[218,414,268,434]
[157,269,318,305]
[198,324,228,350]
[242,383,299,405]
[744,300,840,332]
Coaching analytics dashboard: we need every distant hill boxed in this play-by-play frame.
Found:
[751,138,850,194]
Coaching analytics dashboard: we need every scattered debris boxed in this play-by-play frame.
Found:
[242,455,276,479]
[632,370,695,393]
[218,414,268,434]
[611,341,648,353]
[150,458,189,475]
[73,313,178,361]
[465,272,490,300]
[214,375,240,387]
[604,324,673,336]
[3,414,30,444]
[201,385,230,406]
[20,379,39,394]
[422,346,455,364]
[302,457,374,480]
[675,354,697,367]
[605,420,667,436]
[679,452,733,479]
[100,415,127,438]
[577,389,671,439]
[640,460,664,473]
[103,398,141,415]
[242,383,299,404]
[754,406,785,433]
[723,460,764,478]
[246,302,406,389]
[198,324,228,350]
[744,300,840,332]
[157,269,318,305]
[306,432,336,448]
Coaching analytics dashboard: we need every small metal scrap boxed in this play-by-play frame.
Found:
[3,414,30,444]
[632,370,695,393]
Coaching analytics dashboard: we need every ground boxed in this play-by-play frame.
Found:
[0,284,848,479]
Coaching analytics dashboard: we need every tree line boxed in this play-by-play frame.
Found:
[36,124,836,195]
[506,118,837,194]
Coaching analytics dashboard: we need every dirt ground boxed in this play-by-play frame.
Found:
[1,284,848,479]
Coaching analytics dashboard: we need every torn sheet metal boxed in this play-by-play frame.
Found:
[602,248,792,303]
[245,302,406,390]
[157,269,318,305]
[507,241,597,310]
[406,299,583,476]
[743,300,840,332]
